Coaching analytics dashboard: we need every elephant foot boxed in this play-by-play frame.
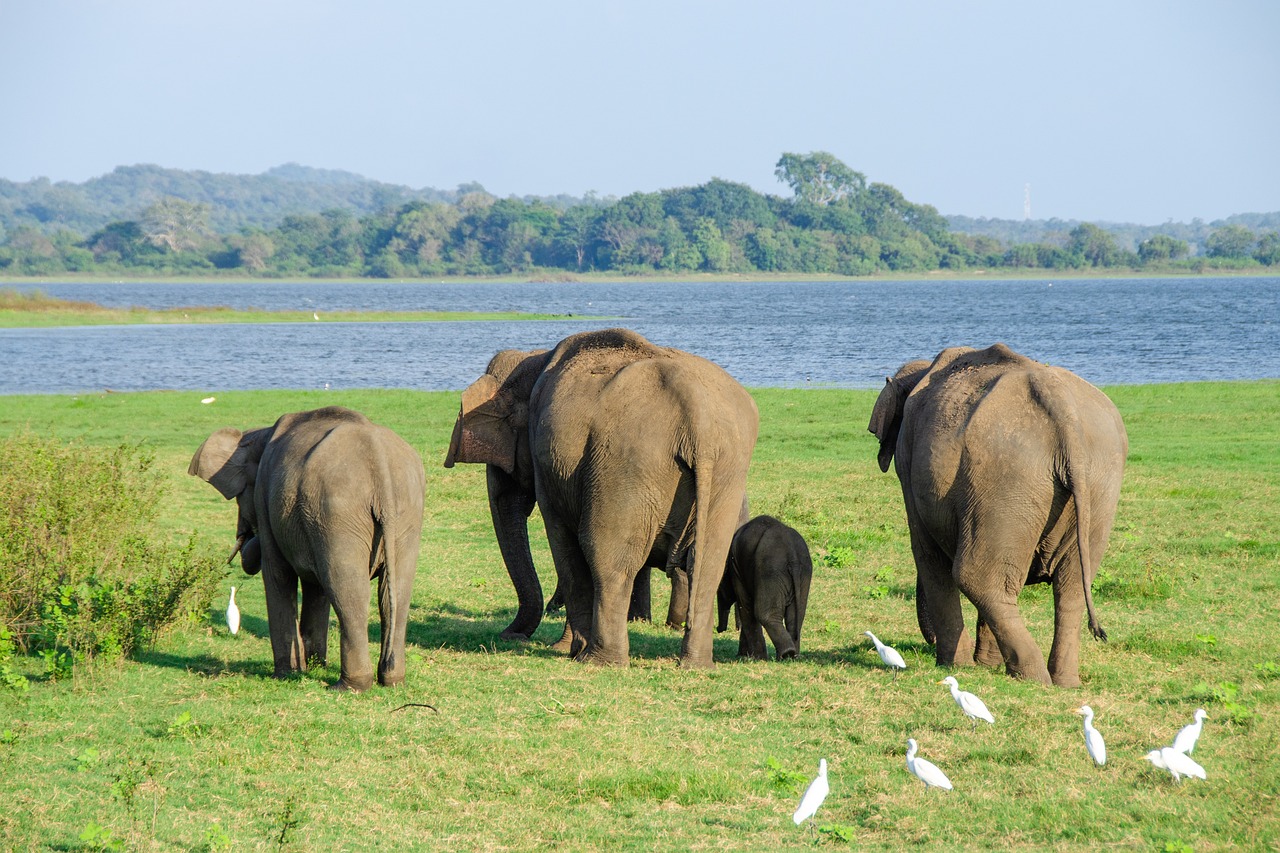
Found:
[678,655,715,671]
[665,619,685,631]
[578,651,629,667]
[974,646,1004,668]
[1005,663,1053,686]
[499,629,534,642]
[329,676,373,693]
[1050,671,1083,689]
[775,648,798,661]
[378,670,406,688]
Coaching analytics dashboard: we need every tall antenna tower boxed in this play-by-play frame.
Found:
[1024,183,1032,220]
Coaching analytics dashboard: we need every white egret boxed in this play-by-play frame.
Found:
[1143,747,1206,783]
[201,396,216,404]
[940,676,995,731]
[792,758,829,826]
[864,631,906,679]
[1075,705,1106,766]
[1171,708,1208,755]
[905,738,953,791]
[313,312,320,321]
[226,586,240,636]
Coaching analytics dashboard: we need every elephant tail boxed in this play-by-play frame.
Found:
[1060,432,1107,643]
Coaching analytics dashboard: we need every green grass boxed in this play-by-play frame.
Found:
[0,381,1278,849]
[0,288,584,328]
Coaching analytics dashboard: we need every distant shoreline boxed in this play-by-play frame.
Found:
[3,267,1278,288]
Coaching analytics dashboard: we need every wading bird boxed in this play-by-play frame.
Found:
[905,738,952,791]
[1143,747,1206,783]
[792,758,829,827]
[1075,705,1106,766]
[226,586,240,636]
[1171,708,1208,755]
[864,631,906,679]
[940,676,995,731]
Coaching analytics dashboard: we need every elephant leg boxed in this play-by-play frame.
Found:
[680,492,743,670]
[299,580,331,667]
[955,536,1051,685]
[1046,556,1087,688]
[910,532,973,667]
[973,613,1003,668]
[736,609,768,660]
[326,568,375,693]
[628,566,652,623]
[541,508,592,657]
[667,565,690,630]
[585,565,637,666]
[377,539,420,687]
[263,566,306,678]
[759,613,796,660]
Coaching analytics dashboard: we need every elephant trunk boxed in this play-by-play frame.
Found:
[487,465,542,640]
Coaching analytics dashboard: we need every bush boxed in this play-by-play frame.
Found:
[0,433,221,667]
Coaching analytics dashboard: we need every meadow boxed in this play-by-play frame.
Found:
[0,380,1277,850]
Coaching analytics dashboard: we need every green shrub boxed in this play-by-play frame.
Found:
[0,432,221,664]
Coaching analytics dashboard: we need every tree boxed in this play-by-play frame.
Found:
[1205,224,1255,259]
[1254,232,1280,266]
[1137,234,1189,264]
[1068,223,1121,267]
[774,152,866,206]
[139,197,211,252]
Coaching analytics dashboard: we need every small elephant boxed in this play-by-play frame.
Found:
[868,343,1127,687]
[445,328,758,668]
[717,515,812,660]
[190,406,426,692]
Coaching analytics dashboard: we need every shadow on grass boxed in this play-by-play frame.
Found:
[133,648,272,679]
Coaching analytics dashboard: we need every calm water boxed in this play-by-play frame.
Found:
[2,277,1277,394]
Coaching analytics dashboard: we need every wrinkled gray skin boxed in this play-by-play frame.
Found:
[716,515,813,660]
[445,328,759,668]
[190,406,426,692]
[868,344,1127,687]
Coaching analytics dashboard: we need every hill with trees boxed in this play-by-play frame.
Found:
[1,153,1277,278]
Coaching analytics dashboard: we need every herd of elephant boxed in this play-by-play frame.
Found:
[189,328,1127,693]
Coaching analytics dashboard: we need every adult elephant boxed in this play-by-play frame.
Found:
[190,406,426,692]
[444,328,759,668]
[867,344,1127,687]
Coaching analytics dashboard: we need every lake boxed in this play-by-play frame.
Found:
[2,277,1277,394]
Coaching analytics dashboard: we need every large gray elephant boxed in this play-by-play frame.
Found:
[867,344,1127,687]
[190,406,426,692]
[717,515,813,660]
[444,328,759,668]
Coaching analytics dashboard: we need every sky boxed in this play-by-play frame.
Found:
[2,1,1277,225]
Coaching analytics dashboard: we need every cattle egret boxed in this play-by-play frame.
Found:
[1171,708,1208,755]
[905,738,953,791]
[313,312,320,321]
[864,631,906,679]
[1143,747,1206,783]
[792,758,829,826]
[1075,705,1106,766]
[226,586,240,636]
[201,396,216,404]
[940,676,995,731]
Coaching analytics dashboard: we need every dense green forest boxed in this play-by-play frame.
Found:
[2,153,1277,278]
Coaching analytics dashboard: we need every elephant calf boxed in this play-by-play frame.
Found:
[190,406,426,692]
[717,515,813,660]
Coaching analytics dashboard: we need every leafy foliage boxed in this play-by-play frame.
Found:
[4,155,1275,278]
[0,433,221,664]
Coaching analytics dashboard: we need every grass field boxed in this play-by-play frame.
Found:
[0,288,580,328]
[0,381,1277,850]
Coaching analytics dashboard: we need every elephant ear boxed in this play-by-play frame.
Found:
[443,374,523,474]
[189,427,264,499]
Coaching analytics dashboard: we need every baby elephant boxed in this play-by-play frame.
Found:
[717,515,813,660]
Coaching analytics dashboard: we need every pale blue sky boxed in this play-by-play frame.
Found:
[2,1,1277,224]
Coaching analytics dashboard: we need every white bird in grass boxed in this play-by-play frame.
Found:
[1075,705,1106,766]
[940,676,995,731]
[226,586,240,636]
[864,631,906,679]
[201,396,216,404]
[792,758,829,826]
[905,738,953,791]
[1171,708,1208,755]
[1144,747,1206,783]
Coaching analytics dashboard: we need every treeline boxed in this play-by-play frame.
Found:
[2,153,1277,278]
